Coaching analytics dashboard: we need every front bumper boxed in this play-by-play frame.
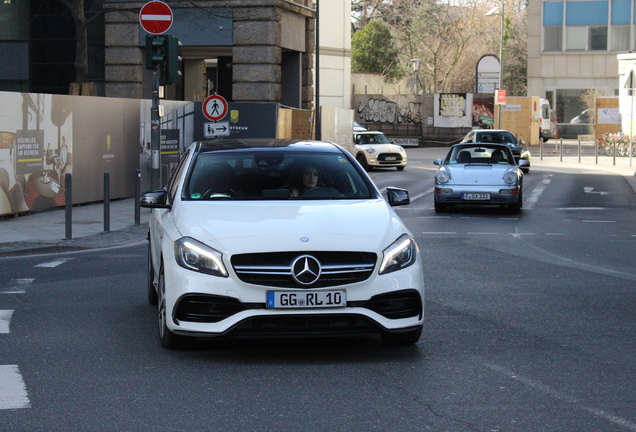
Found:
[163,254,425,339]
[434,184,521,205]
[366,153,407,167]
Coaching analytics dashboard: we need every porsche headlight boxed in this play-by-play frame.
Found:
[503,170,517,185]
[365,146,376,154]
[379,234,417,275]
[436,169,451,184]
[174,237,228,277]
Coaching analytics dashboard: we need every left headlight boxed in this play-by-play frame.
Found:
[365,146,376,154]
[503,170,518,185]
[174,237,228,277]
[379,234,418,275]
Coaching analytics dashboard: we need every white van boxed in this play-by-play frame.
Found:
[539,99,556,142]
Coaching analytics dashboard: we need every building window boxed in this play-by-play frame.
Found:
[545,27,563,51]
[611,25,630,50]
[566,27,587,50]
[590,26,608,49]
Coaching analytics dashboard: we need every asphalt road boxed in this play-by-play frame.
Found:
[1,150,635,431]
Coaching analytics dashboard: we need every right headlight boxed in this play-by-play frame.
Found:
[174,237,228,277]
[436,169,451,184]
[379,234,418,275]
[503,170,518,185]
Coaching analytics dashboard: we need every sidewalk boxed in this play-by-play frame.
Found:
[0,146,634,258]
[0,198,150,258]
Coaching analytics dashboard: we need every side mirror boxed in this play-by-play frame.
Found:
[518,160,529,168]
[140,190,171,209]
[386,187,410,207]
[434,158,442,166]
[389,138,395,144]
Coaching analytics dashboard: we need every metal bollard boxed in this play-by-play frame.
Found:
[560,138,563,162]
[595,139,598,165]
[65,173,72,239]
[104,172,110,232]
[135,169,141,226]
[578,139,581,163]
[540,138,543,160]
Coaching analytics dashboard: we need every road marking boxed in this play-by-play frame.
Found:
[558,207,605,210]
[545,233,566,236]
[0,310,14,334]
[35,258,73,268]
[510,232,536,237]
[582,220,615,223]
[421,232,456,235]
[467,232,498,235]
[0,278,35,294]
[0,365,31,410]
[525,178,551,210]
[480,360,636,431]
[584,187,610,195]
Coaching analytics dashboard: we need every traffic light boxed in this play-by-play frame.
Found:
[145,35,167,70]
[164,35,182,85]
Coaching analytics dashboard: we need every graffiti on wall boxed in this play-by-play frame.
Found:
[356,98,423,125]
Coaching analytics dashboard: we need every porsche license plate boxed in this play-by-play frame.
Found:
[462,193,490,200]
[266,290,346,308]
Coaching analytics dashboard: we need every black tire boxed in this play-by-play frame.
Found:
[381,326,422,345]
[147,242,158,305]
[434,199,447,213]
[396,166,405,171]
[356,154,370,171]
[158,265,191,349]
[510,189,523,214]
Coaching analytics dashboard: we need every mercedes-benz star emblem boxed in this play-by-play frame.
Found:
[291,255,321,285]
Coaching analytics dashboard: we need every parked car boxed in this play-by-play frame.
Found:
[141,139,424,349]
[353,131,407,171]
[460,129,531,173]
[433,143,526,213]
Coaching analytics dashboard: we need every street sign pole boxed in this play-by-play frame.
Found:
[151,66,161,190]
[140,1,174,190]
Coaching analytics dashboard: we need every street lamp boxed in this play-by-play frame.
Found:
[410,59,421,94]
[485,3,505,92]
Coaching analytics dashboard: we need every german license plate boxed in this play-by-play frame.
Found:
[266,290,346,308]
[385,156,397,161]
[462,193,490,200]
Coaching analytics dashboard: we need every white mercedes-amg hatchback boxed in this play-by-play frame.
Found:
[141,139,424,349]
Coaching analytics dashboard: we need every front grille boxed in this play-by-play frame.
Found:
[231,251,376,288]
[377,153,403,164]
[227,314,381,337]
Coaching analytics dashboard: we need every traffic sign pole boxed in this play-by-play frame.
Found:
[140,1,174,189]
[151,67,161,190]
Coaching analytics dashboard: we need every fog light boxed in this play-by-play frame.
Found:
[499,188,519,195]
[435,188,453,194]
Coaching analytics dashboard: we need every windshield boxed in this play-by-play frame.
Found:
[184,151,374,200]
[445,145,514,165]
[475,132,518,145]
[355,133,391,144]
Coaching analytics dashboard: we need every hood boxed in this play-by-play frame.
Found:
[172,199,407,255]
[445,165,509,185]
[355,143,404,153]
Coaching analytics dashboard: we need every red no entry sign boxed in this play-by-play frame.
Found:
[203,95,229,121]
[139,1,173,35]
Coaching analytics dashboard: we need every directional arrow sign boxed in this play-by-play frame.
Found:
[584,187,609,195]
[204,121,230,138]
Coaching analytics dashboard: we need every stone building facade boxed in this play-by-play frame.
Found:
[103,0,315,109]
